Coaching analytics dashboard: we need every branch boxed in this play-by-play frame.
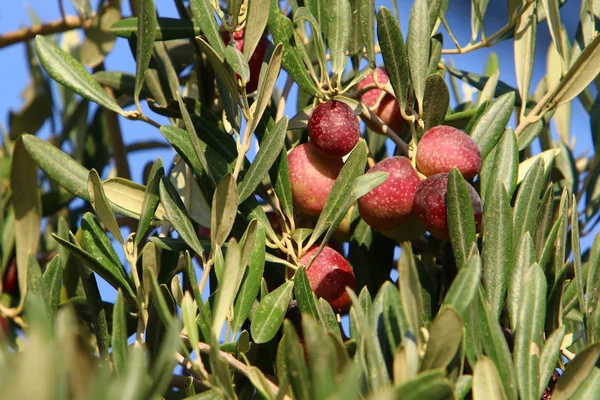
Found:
[0,15,95,49]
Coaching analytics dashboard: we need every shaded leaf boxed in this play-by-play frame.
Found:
[251,281,294,343]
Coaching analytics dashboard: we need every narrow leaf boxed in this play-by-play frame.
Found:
[88,169,124,244]
[134,0,157,110]
[406,0,430,112]
[447,168,477,270]
[251,281,294,343]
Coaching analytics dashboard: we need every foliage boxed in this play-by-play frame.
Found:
[1,0,600,399]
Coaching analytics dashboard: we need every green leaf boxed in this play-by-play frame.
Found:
[422,73,450,132]
[294,7,328,78]
[34,35,123,115]
[110,17,201,40]
[182,292,199,355]
[269,148,294,222]
[232,223,266,333]
[306,140,367,249]
[586,233,600,342]
[481,128,518,204]
[240,118,288,203]
[394,370,453,399]
[553,343,600,400]
[445,65,520,106]
[244,0,271,59]
[11,138,41,306]
[514,1,537,116]
[103,178,167,220]
[377,7,409,117]
[269,2,321,96]
[158,177,205,257]
[473,356,508,400]
[538,325,564,397]
[147,321,182,398]
[541,0,565,64]
[442,251,481,316]
[512,158,545,255]
[420,307,463,371]
[302,316,337,399]
[447,168,477,270]
[407,0,430,113]
[212,239,245,338]
[571,195,585,321]
[251,281,294,343]
[81,212,125,278]
[41,255,64,316]
[190,0,226,54]
[397,243,422,345]
[294,266,320,320]
[88,169,124,244]
[550,31,600,107]
[224,45,250,84]
[482,181,513,319]
[283,322,312,400]
[327,0,351,77]
[210,174,239,249]
[134,0,156,110]
[470,92,516,159]
[317,298,343,340]
[111,290,128,376]
[250,44,283,134]
[359,0,375,64]
[514,264,546,400]
[135,158,164,246]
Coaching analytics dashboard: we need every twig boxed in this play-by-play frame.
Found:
[0,15,95,49]
[359,106,409,156]
[276,75,294,122]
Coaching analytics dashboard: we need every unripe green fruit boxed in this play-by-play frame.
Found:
[299,245,356,311]
[288,142,343,216]
[307,100,360,158]
[357,156,422,231]
[413,173,483,240]
[416,125,482,180]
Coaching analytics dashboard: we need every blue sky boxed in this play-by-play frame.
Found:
[1,1,598,306]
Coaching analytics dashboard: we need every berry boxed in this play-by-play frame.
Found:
[416,125,482,180]
[288,142,343,216]
[2,258,18,296]
[299,245,356,311]
[307,100,360,158]
[357,157,422,231]
[357,67,405,134]
[222,30,269,93]
[413,173,483,240]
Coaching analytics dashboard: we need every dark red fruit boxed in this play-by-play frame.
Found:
[288,142,343,216]
[307,100,360,158]
[357,157,422,231]
[299,245,356,311]
[357,67,405,134]
[413,173,483,240]
[416,125,482,180]
[2,258,18,296]
[221,30,269,93]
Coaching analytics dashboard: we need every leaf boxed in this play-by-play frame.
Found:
[134,0,157,110]
[103,178,167,220]
[11,138,41,309]
[111,290,128,376]
[158,177,205,258]
[514,1,537,116]
[244,0,271,59]
[250,44,283,135]
[479,69,500,106]
[283,322,312,400]
[422,73,450,133]
[306,140,367,249]
[553,343,600,400]
[224,45,250,84]
[135,158,164,246]
[251,281,294,343]
[397,243,422,345]
[541,0,565,64]
[269,148,294,222]
[293,266,320,321]
[407,0,430,113]
[268,3,321,96]
[377,7,409,117]
[210,174,239,249]
[470,92,516,159]
[394,370,453,399]
[447,168,477,270]
[169,158,211,227]
[88,169,124,244]
[516,149,558,185]
[512,158,545,255]
[481,128,518,204]
[514,264,546,400]
[482,181,513,319]
[420,308,463,371]
[327,0,351,77]
[34,35,123,115]
[232,223,266,333]
[110,17,202,40]
[190,0,226,54]
[473,357,508,400]
[442,252,482,316]
[445,65,521,106]
[538,325,564,397]
[550,27,600,107]
[212,239,245,338]
[359,0,375,64]
[41,255,64,316]
[571,195,585,321]
[302,316,337,399]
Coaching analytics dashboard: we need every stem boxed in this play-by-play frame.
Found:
[359,106,409,156]
[0,15,95,49]
[198,259,213,297]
